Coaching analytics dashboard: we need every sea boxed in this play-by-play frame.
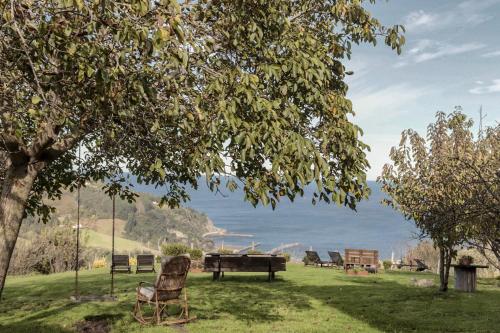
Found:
[133,180,418,261]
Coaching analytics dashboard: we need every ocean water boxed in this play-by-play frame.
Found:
[134,180,418,261]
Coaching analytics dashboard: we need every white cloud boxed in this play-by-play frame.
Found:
[397,40,484,66]
[404,10,439,30]
[414,42,484,63]
[469,79,500,94]
[482,50,500,58]
[403,1,498,33]
[350,84,431,121]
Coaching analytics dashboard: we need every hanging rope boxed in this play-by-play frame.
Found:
[111,194,115,296]
[74,143,81,299]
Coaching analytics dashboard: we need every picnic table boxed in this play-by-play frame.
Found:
[451,264,489,292]
[204,253,286,282]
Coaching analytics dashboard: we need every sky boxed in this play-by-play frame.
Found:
[345,0,500,180]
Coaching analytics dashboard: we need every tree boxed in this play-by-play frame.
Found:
[378,110,476,291]
[0,0,404,298]
[458,125,500,269]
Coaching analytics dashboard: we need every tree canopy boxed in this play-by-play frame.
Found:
[0,0,404,297]
[378,109,499,291]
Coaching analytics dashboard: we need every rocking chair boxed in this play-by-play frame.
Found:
[133,255,196,325]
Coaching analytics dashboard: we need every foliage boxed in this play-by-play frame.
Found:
[161,243,191,257]
[458,255,474,265]
[382,260,392,270]
[302,255,313,265]
[247,249,263,255]
[0,0,405,296]
[188,248,203,260]
[457,125,500,269]
[379,109,479,291]
[92,258,107,269]
[217,248,234,255]
[2,265,500,333]
[8,225,80,275]
[281,253,292,262]
[0,0,405,220]
[404,241,439,272]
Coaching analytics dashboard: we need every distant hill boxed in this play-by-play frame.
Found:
[20,183,218,253]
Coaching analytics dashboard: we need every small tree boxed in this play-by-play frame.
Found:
[458,125,500,269]
[379,110,476,291]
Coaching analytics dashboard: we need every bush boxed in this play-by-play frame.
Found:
[303,255,313,265]
[247,249,263,255]
[189,248,203,260]
[278,253,292,262]
[161,243,203,259]
[217,248,234,254]
[92,258,107,269]
[161,243,190,256]
[383,260,392,270]
[129,256,137,266]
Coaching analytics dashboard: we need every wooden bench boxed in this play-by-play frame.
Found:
[204,254,286,282]
[344,249,378,272]
[111,255,131,273]
[136,254,156,273]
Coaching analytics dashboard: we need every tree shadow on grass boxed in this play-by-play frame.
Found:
[294,274,500,332]
[187,273,312,323]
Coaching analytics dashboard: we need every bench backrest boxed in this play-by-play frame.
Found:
[344,249,378,266]
[112,255,130,266]
[204,255,286,272]
[137,254,155,266]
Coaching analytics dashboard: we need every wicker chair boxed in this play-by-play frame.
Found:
[133,255,196,325]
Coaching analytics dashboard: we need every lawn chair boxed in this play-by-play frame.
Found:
[414,259,429,272]
[305,251,331,267]
[136,254,156,273]
[133,255,196,325]
[111,255,131,273]
[328,251,344,267]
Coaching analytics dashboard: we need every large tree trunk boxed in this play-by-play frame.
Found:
[438,247,452,292]
[0,163,38,299]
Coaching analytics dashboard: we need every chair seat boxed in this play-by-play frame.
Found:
[137,286,155,300]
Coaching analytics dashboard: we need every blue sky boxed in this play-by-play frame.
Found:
[346,0,500,180]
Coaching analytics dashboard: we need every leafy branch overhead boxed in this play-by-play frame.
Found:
[0,0,404,221]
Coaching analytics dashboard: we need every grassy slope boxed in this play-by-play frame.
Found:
[1,265,499,333]
[83,230,157,254]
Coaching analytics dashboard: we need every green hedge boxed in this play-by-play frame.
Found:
[161,243,203,260]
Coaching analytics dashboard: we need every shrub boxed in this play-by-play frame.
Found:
[129,256,137,266]
[303,255,313,265]
[92,258,107,269]
[189,248,203,260]
[247,249,263,255]
[161,243,190,256]
[383,260,392,270]
[161,243,203,259]
[281,253,292,262]
[217,248,234,254]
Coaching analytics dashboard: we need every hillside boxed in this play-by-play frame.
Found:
[20,183,218,253]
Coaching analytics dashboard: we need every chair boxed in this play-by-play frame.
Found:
[111,255,131,273]
[133,255,196,325]
[328,251,344,267]
[305,251,331,267]
[136,254,156,273]
[414,259,429,272]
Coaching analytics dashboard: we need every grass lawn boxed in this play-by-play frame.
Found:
[1,264,499,333]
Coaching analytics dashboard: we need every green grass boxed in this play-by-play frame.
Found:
[1,265,499,333]
[83,230,157,254]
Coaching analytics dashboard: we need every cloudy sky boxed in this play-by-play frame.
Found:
[345,0,500,180]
